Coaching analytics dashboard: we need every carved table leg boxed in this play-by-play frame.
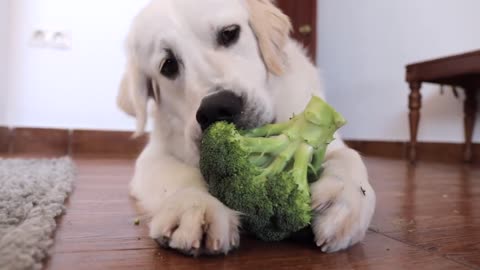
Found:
[408,82,422,163]
[463,88,477,162]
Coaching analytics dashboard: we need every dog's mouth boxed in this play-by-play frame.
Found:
[232,117,269,131]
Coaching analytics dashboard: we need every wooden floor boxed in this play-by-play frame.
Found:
[41,157,480,270]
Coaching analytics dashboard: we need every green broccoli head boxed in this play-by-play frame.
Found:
[199,96,346,241]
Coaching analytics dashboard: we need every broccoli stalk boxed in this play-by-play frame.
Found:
[200,96,346,241]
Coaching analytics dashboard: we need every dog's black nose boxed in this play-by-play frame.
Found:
[196,91,243,132]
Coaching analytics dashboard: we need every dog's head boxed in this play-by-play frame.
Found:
[117,0,291,160]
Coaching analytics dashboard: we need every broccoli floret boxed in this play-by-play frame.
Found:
[199,96,346,241]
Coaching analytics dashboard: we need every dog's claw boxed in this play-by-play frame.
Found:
[193,240,201,249]
[213,239,220,251]
[316,240,325,247]
[162,229,172,238]
[155,236,170,247]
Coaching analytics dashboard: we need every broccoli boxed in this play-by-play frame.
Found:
[199,96,346,241]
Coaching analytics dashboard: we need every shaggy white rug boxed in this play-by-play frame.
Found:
[0,157,75,270]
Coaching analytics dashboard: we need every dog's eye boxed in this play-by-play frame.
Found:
[218,25,241,47]
[160,56,179,79]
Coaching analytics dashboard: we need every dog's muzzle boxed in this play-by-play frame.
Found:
[196,90,244,132]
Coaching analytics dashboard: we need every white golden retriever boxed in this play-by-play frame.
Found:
[117,0,375,256]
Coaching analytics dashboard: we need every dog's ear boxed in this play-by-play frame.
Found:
[246,0,292,76]
[117,60,154,137]
[117,69,136,117]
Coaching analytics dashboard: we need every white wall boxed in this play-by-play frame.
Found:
[0,0,10,124]
[4,0,480,141]
[4,0,149,130]
[318,0,480,143]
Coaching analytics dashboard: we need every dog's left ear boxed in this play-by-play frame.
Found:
[117,69,136,118]
[117,59,156,137]
[246,0,292,76]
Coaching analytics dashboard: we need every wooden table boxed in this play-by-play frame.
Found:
[406,50,480,163]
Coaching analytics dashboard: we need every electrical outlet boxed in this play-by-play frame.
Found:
[29,29,48,48]
[50,31,72,50]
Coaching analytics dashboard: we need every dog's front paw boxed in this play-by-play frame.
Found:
[149,189,240,256]
[310,149,376,253]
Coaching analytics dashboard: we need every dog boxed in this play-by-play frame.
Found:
[117,0,376,256]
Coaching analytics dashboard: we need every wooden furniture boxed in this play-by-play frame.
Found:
[276,0,317,60]
[406,50,480,163]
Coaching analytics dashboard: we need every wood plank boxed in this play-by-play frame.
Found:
[406,50,480,84]
[3,128,148,157]
[71,130,147,158]
[366,157,480,268]
[11,128,69,156]
[346,140,407,160]
[407,50,480,67]
[276,0,317,61]
[0,126,10,153]
[387,229,480,269]
[5,127,476,164]
[46,233,469,270]
[345,140,480,163]
[43,157,479,269]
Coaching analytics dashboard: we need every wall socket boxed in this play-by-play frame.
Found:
[29,30,48,48]
[29,29,72,50]
[50,31,72,50]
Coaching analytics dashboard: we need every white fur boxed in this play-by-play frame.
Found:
[120,0,375,255]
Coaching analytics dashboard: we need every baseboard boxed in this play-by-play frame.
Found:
[345,140,407,159]
[0,127,10,153]
[0,127,147,158]
[0,126,474,162]
[345,140,475,163]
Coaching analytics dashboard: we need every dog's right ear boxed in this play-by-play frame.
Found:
[117,60,151,137]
